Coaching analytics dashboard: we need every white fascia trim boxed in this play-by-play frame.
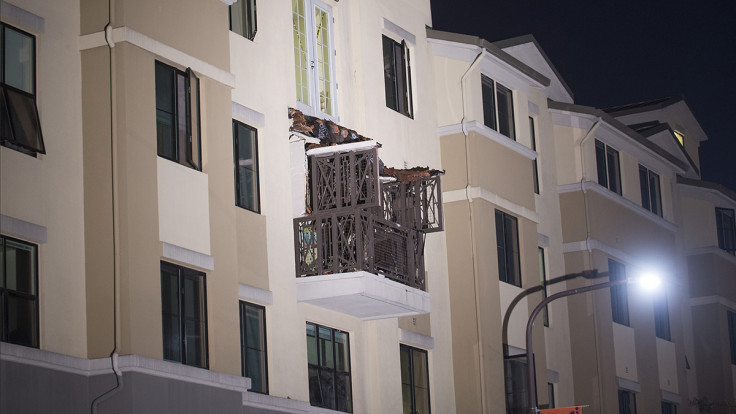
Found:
[547,369,559,383]
[618,377,642,393]
[558,181,679,233]
[1,214,47,244]
[399,329,435,350]
[537,233,550,247]
[238,283,274,306]
[563,239,635,265]
[443,187,539,224]
[679,182,736,208]
[220,0,237,5]
[661,390,681,405]
[232,102,266,129]
[0,343,250,393]
[306,140,377,156]
[689,295,736,311]
[0,1,44,33]
[438,121,537,160]
[78,27,235,88]
[243,391,311,413]
[383,18,415,45]
[162,242,215,271]
[686,246,736,265]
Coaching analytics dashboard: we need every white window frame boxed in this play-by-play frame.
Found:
[292,0,338,121]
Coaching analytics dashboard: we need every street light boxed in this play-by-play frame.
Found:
[525,269,662,413]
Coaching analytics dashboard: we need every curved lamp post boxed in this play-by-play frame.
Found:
[525,269,661,413]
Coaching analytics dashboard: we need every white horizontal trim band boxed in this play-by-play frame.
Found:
[79,27,235,88]
[685,246,736,265]
[438,121,537,160]
[1,214,47,244]
[238,284,274,306]
[563,239,635,265]
[399,329,435,350]
[443,187,539,224]
[689,295,736,311]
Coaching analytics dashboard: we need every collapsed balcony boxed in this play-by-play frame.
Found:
[289,109,443,319]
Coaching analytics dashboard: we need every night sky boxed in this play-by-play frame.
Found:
[430,0,736,193]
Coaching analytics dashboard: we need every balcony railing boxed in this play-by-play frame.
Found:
[307,147,379,213]
[375,175,443,233]
[294,209,426,291]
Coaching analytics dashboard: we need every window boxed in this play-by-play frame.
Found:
[504,355,529,414]
[306,322,352,412]
[1,23,45,155]
[716,207,735,255]
[0,235,38,348]
[654,293,671,341]
[539,247,549,327]
[240,301,267,394]
[155,61,201,170]
[496,210,521,287]
[547,383,555,409]
[618,389,637,414]
[595,140,621,195]
[233,120,260,213]
[609,259,629,326]
[481,75,515,139]
[400,345,430,414]
[229,0,257,40]
[161,261,208,368]
[292,0,335,117]
[673,130,684,147]
[661,401,677,414]
[530,117,539,194]
[728,310,736,365]
[383,35,413,118]
[639,165,662,217]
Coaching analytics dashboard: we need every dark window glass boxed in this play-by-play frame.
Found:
[496,83,515,139]
[230,0,257,40]
[530,117,539,194]
[0,236,39,348]
[307,322,352,412]
[160,261,208,368]
[383,35,412,118]
[729,310,736,365]
[661,401,677,414]
[639,165,662,216]
[654,293,671,341]
[595,140,621,195]
[233,120,260,213]
[716,208,736,255]
[504,355,529,414]
[539,247,549,327]
[155,61,201,170]
[481,75,496,131]
[240,301,267,394]
[400,345,431,414]
[609,259,629,326]
[496,210,521,287]
[618,389,637,414]
[547,383,555,409]
[1,24,45,155]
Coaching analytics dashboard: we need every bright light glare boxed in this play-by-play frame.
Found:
[634,272,662,292]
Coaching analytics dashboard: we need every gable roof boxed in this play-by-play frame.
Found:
[603,96,683,117]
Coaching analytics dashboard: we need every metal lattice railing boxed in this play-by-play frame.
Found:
[308,147,379,213]
[294,209,425,290]
[377,175,443,233]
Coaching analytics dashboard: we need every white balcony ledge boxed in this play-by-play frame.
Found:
[296,271,430,320]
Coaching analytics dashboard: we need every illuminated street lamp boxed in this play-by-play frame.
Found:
[525,269,662,413]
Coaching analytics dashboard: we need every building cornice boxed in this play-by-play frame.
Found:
[438,121,537,160]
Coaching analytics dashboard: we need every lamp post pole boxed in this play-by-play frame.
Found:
[526,270,629,413]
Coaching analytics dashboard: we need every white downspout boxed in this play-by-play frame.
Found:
[578,117,602,254]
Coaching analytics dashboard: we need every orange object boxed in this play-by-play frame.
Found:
[540,407,582,414]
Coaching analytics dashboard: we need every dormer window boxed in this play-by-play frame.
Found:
[673,130,684,146]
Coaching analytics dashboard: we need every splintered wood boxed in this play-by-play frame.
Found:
[289,108,372,150]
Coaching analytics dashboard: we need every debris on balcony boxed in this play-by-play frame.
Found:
[289,108,373,150]
[382,166,444,183]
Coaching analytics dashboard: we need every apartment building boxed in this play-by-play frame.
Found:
[2,0,733,413]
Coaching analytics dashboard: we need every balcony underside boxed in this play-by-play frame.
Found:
[296,271,430,320]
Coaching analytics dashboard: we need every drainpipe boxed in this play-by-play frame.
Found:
[578,117,601,255]
[91,0,124,411]
[460,46,489,413]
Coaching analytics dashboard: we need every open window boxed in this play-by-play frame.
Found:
[382,35,413,118]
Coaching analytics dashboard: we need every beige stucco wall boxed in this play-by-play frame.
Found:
[1,0,88,358]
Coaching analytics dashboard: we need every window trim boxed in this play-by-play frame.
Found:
[400,344,431,414]
[530,116,539,194]
[155,60,202,171]
[306,321,352,413]
[233,120,261,213]
[0,234,40,348]
[292,0,338,119]
[1,23,45,156]
[229,0,257,41]
[496,209,521,287]
[382,34,413,118]
[481,74,516,140]
[609,259,630,326]
[728,310,736,365]
[716,207,736,255]
[639,164,662,217]
[595,139,622,195]
[160,261,209,369]
[240,300,268,394]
